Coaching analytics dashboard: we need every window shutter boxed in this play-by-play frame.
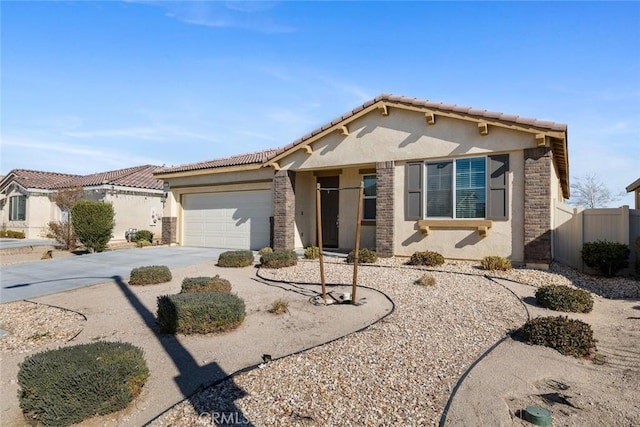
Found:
[487,154,509,219]
[406,162,423,219]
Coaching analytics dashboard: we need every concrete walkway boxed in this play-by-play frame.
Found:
[1,246,229,303]
[0,238,57,250]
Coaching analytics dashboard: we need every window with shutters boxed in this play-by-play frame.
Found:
[406,154,508,220]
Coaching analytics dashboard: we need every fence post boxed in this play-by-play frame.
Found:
[575,207,584,272]
[621,205,630,245]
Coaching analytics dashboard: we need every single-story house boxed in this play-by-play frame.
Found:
[626,178,640,209]
[0,165,165,241]
[155,94,569,266]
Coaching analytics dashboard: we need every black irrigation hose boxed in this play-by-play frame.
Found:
[22,300,88,342]
[144,269,396,426]
[438,275,532,427]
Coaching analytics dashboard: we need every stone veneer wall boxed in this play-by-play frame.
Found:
[161,216,177,244]
[375,161,395,257]
[523,147,552,264]
[273,170,296,251]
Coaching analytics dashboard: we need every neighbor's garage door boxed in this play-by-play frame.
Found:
[182,191,271,250]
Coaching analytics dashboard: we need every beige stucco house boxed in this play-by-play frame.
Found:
[0,165,165,241]
[627,178,640,209]
[155,94,570,266]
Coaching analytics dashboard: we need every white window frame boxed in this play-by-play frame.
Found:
[423,156,487,219]
[9,195,26,221]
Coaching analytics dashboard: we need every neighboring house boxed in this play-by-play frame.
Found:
[155,94,569,266]
[0,165,165,241]
[626,178,640,209]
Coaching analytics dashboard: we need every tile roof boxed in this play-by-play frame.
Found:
[0,165,163,192]
[154,149,279,175]
[273,94,568,156]
[57,165,163,190]
[0,169,81,190]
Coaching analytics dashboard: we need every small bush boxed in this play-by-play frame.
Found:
[45,221,77,250]
[480,256,512,271]
[218,250,254,268]
[269,299,289,314]
[137,240,151,248]
[517,316,596,358]
[407,250,445,267]
[18,341,149,426]
[535,285,594,313]
[261,250,298,268]
[181,276,232,294]
[132,230,153,243]
[129,265,172,286]
[581,240,630,277]
[1,229,26,239]
[157,292,246,334]
[346,248,378,264]
[415,274,436,286]
[304,246,320,259]
[258,247,273,256]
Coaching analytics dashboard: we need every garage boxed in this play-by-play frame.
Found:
[182,190,272,249]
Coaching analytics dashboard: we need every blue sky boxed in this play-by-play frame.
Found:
[1,1,639,206]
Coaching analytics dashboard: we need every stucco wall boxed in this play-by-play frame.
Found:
[279,110,538,171]
[0,190,59,238]
[104,193,164,242]
[393,153,525,262]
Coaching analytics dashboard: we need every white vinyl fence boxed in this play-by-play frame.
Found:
[553,201,640,272]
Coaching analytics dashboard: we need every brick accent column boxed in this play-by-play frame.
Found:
[161,216,177,244]
[272,170,296,251]
[524,147,552,265]
[375,161,395,257]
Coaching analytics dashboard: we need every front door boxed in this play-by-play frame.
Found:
[317,176,339,248]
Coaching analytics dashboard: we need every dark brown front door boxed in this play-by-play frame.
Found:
[318,176,339,248]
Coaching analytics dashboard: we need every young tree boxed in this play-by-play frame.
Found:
[46,186,85,250]
[72,200,115,252]
[569,173,623,208]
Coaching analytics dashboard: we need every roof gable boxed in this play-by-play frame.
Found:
[0,169,80,192]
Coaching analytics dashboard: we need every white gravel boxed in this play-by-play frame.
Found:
[152,258,528,426]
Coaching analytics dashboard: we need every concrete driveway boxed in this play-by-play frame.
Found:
[0,238,56,250]
[0,246,231,303]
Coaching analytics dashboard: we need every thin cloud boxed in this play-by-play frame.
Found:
[64,126,218,142]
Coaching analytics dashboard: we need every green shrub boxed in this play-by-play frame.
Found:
[258,247,273,256]
[157,292,246,334]
[261,250,298,268]
[415,274,437,286]
[535,285,594,313]
[129,265,172,286]
[407,250,445,267]
[1,229,26,238]
[136,240,151,248]
[269,299,289,314]
[181,275,231,294]
[480,255,512,271]
[71,200,115,252]
[517,316,596,358]
[132,230,153,243]
[581,240,630,277]
[346,248,378,264]
[17,341,149,426]
[304,246,320,259]
[218,250,254,268]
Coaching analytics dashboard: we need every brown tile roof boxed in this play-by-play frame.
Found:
[273,94,568,156]
[1,166,163,192]
[154,149,279,175]
[0,169,80,190]
[58,165,163,190]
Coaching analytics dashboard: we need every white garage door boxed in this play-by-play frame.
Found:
[182,191,271,249]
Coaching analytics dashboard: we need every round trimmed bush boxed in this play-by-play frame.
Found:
[218,250,254,268]
[581,240,630,277]
[133,230,153,243]
[346,248,378,264]
[304,246,320,260]
[181,275,232,294]
[535,285,594,313]
[407,250,445,267]
[261,250,298,268]
[18,341,149,426]
[258,247,273,256]
[129,265,172,285]
[157,292,246,334]
[517,316,596,358]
